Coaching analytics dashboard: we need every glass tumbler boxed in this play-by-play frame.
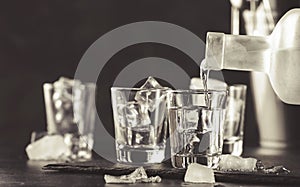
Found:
[167,89,227,168]
[111,87,169,165]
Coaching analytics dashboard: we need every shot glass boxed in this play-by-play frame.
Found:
[111,87,169,165]
[223,84,247,156]
[43,79,96,161]
[167,90,227,169]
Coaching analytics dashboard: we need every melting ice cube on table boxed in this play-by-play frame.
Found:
[184,163,215,183]
[218,155,290,174]
[26,135,70,160]
[218,155,257,172]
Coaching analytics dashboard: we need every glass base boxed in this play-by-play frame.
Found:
[223,138,243,156]
[171,153,220,169]
[116,145,165,165]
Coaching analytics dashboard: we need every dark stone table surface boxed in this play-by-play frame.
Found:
[1,146,300,186]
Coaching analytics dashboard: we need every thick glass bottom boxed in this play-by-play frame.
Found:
[171,153,220,169]
[116,144,165,165]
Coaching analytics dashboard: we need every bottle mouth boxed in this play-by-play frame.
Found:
[205,32,225,71]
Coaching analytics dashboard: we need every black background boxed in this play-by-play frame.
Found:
[0,0,299,156]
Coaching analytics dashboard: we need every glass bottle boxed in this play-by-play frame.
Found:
[203,9,300,105]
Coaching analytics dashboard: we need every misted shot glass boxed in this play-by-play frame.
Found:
[43,78,96,161]
[111,87,169,165]
[222,84,247,156]
[167,90,227,169]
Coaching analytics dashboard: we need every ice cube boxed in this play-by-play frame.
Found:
[60,116,78,134]
[53,77,81,88]
[134,77,167,112]
[53,77,82,102]
[183,108,199,130]
[185,133,200,154]
[134,89,154,111]
[201,109,212,131]
[184,163,215,183]
[53,88,72,102]
[52,92,62,101]
[123,102,151,126]
[149,98,166,127]
[115,90,127,104]
[116,104,126,125]
[139,76,164,90]
[26,135,70,160]
[131,126,154,146]
[207,79,227,91]
[218,155,257,172]
[54,100,63,109]
[55,111,64,123]
[50,77,83,133]
[185,131,210,155]
[124,102,140,126]
[134,133,143,144]
[138,103,151,126]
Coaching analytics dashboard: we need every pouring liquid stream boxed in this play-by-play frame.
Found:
[200,64,210,107]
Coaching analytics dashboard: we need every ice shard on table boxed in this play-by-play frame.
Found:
[218,155,257,172]
[104,167,161,184]
[218,155,290,174]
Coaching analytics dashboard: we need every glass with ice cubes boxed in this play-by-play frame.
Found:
[43,77,96,161]
[167,90,227,168]
[111,78,169,164]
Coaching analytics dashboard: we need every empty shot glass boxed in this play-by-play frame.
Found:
[223,84,247,156]
[43,77,96,161]
[111,87,169,165]
[167,90,227,169]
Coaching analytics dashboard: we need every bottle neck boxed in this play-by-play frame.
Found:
[205,32,271,73]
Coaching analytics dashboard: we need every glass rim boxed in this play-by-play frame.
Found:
[111,86,170,92]
[166,89,227,95]
[43,82,96,90]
